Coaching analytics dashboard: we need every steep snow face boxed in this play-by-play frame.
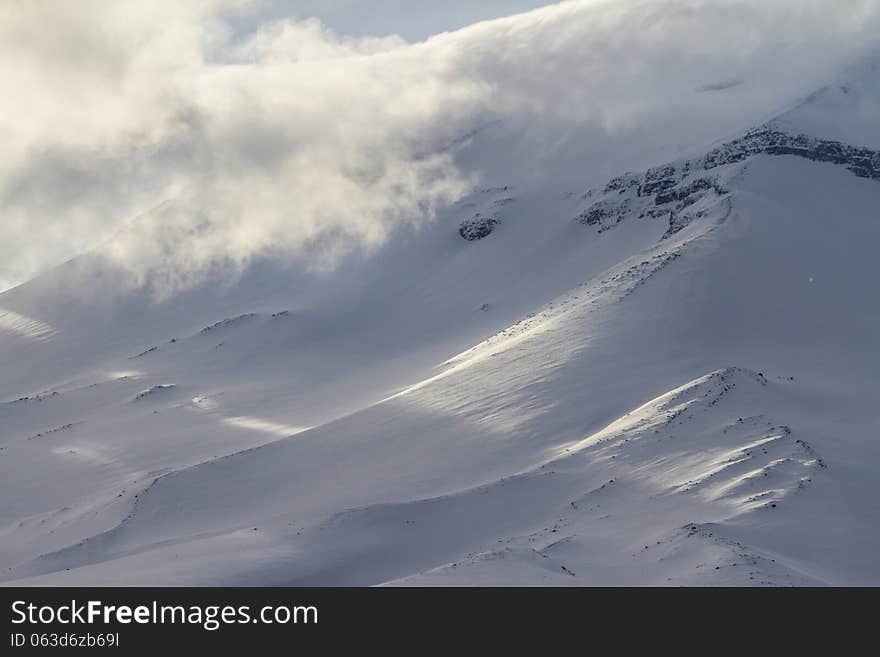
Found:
[2,63,880,585]
[772,58,880,148]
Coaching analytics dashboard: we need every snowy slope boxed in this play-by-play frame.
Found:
[2,61,880,587]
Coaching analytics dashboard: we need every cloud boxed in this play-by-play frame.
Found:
[2,0,879,294]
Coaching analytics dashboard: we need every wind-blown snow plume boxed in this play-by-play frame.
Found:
[2,0,879,292]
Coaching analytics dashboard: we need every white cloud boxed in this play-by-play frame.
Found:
[2,0,879,293]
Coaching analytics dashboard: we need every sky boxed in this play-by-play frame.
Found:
[2,0,880,294]
[231,0,558,41]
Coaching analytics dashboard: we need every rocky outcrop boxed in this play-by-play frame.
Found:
[576,127,880,238]
[459,213,501,241]
[655,177,721,206]
[133,384,176,402]
[457,186,515,241]
[576,164,730,238]
[199,313,258,334]
[703,128,880,179]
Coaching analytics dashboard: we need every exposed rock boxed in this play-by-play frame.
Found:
[459,213,501,241]
[603,173,640,194]
[576,200,629,227]
[134,384,176,402]
[703,127,880,179]
[640,164,678,196]
[655,178,719,206]
[575,126,880,239]
[131,346,158,359]
[200,313,258,334]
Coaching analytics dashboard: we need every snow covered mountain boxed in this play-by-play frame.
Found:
[2,52,880,586]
